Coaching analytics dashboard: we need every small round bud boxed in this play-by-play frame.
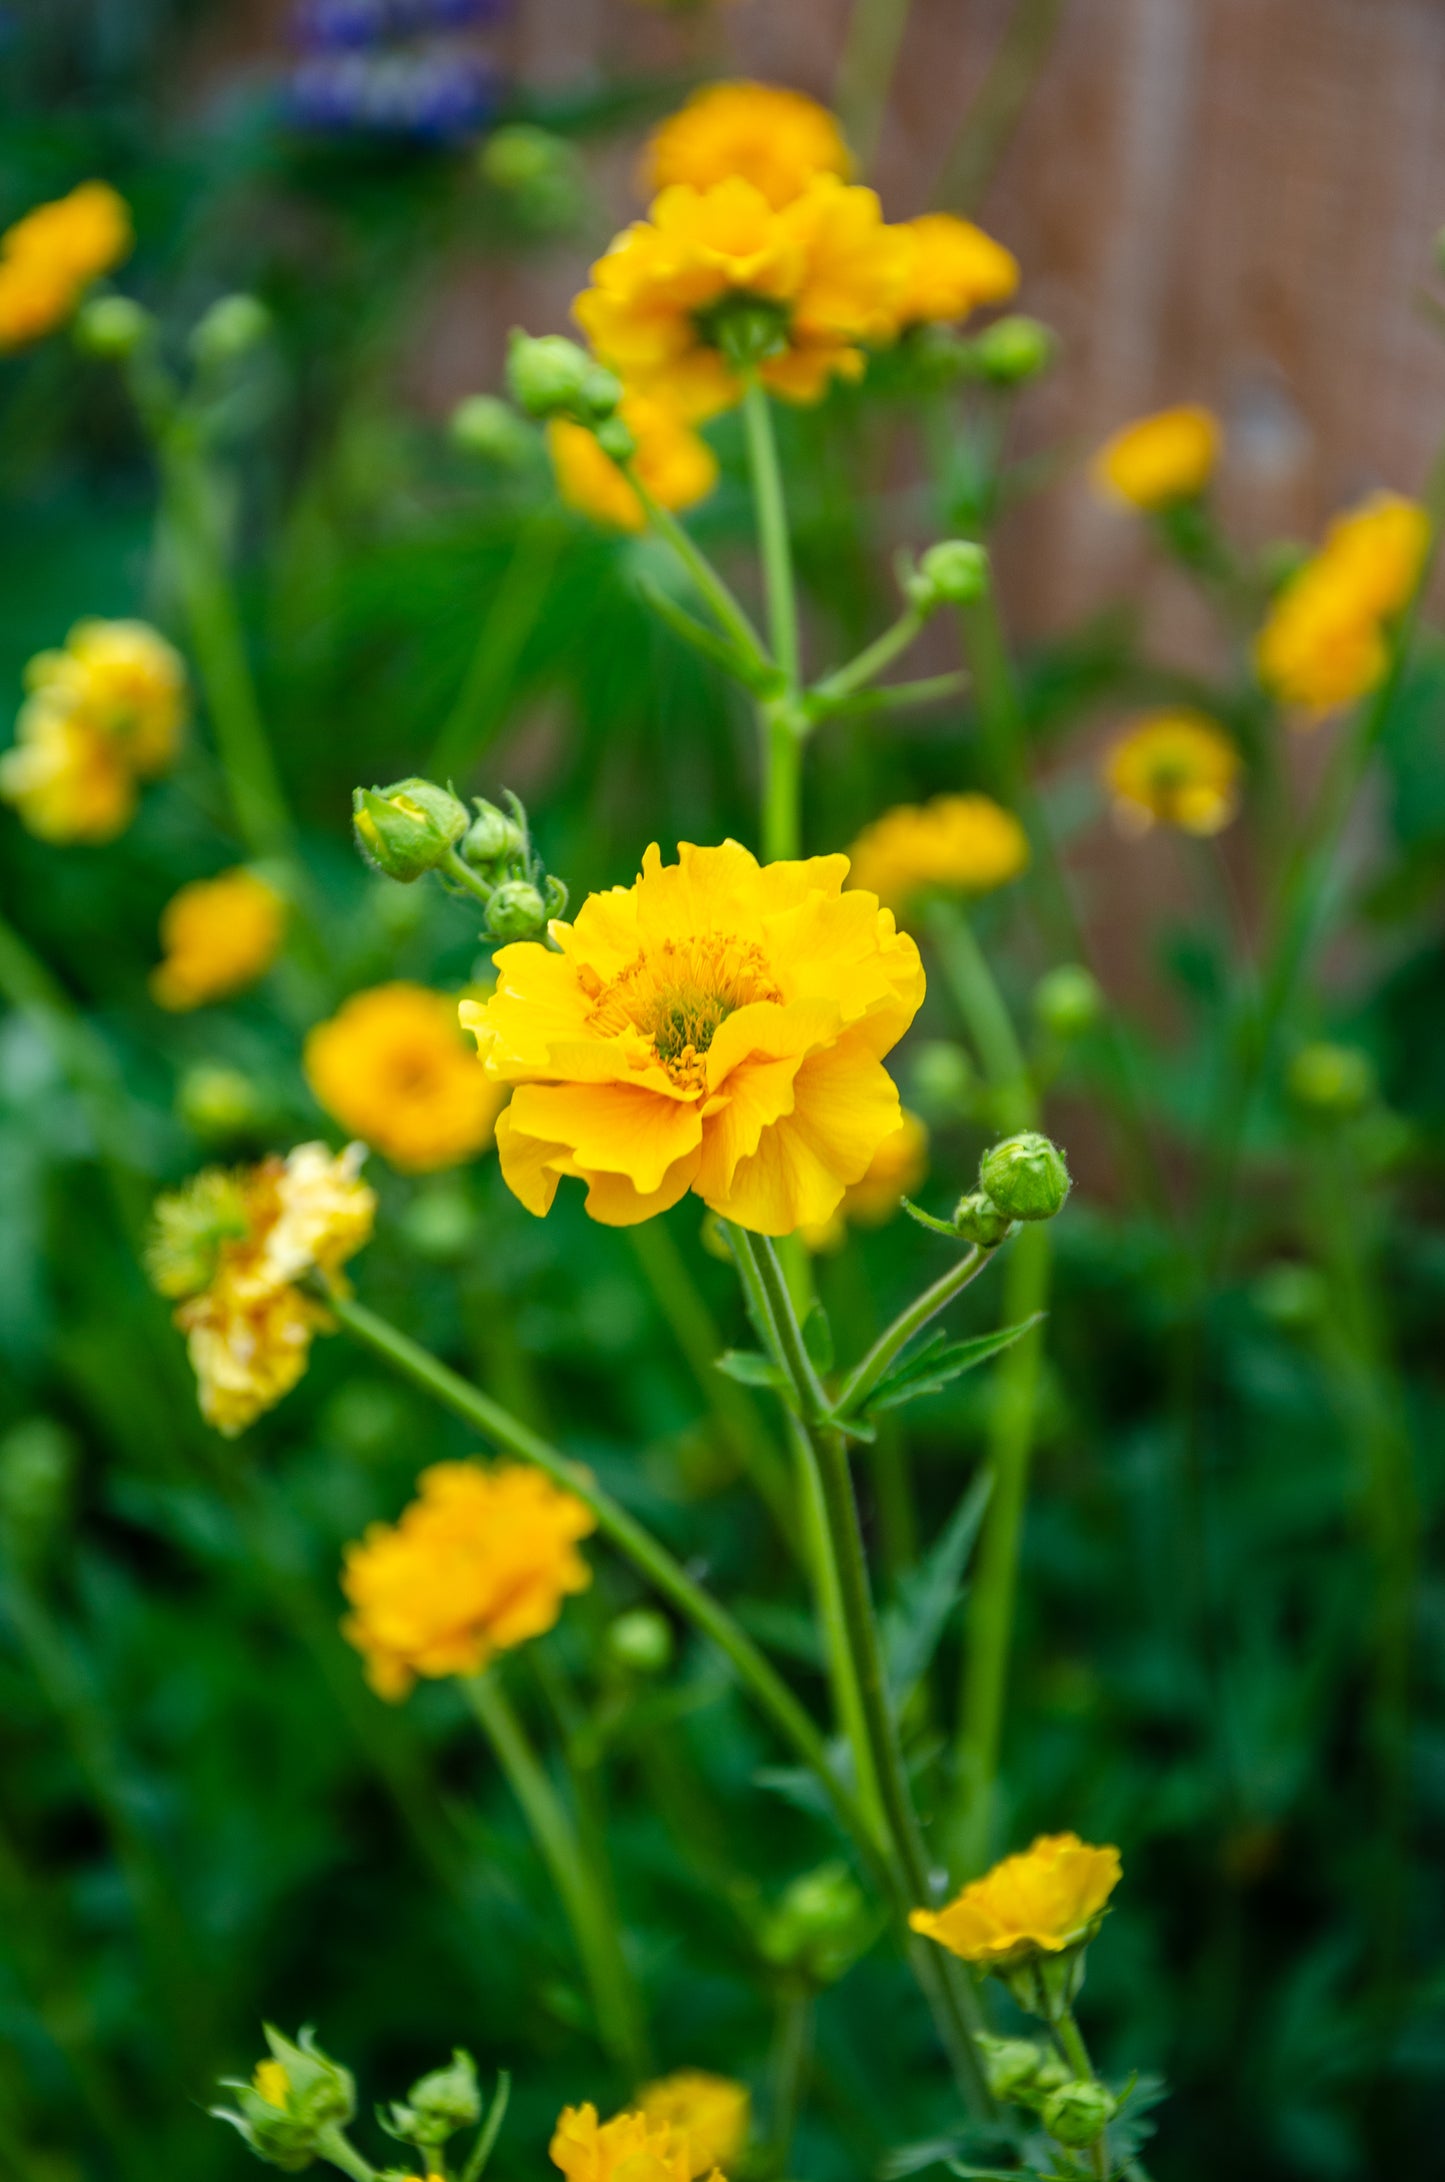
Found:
[462,797,527,870]
[1250,1262,1328,1332]
[606,1608,674,1676]
[190,293,270,367]
[950,1189,1014,1247]
[73,294,151,359]
[593,414,637,464]
[177,1063,266,1143]
[760,1861,874,1985]
[1033,963,1103,1041]
[506,331,619,423]
[977,1132,1071,1221]
[977,2033,1068,2104]
[907,539,990,611]
[481,124,568,192]
[486,879,548,943]
[352,777,468,882]
[971,314,1056,387]
[402,2050,481,2144]
[1286,1041,1375,1119]
[450,394,535,466]
[1040,2078,1117,2149]
[909,1039,976,1120]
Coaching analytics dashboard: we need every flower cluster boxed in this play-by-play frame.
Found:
[151,868,287,1011]
[340,1460,596,1699]
[1102,710,1241,835]
[0,619,187,844]
[147,1143,375,1434]
[1091,403,1221,509]
[550,2100,727,2182]
[305,981,507,1172]
[461,839,924,1235]
[1255,490,1430,714]
[0,181,132,352]
[846,792,1029,910]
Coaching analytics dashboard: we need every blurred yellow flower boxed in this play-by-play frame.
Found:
[643,81,851,210]
[574,173,906,419]
[888,214,1019,330]
[0,181,132,351]
[846,793,1029,910]
[341,1461,596,1700]
[305,982,507,1173]
[1255,491,1430,714]
[150,868,286,1011]
[253,2061,290,2109]
[0,708,135,841]
[637,2074,749,2180]
[548,391,718,532]
[1103,712,1240,836]
[801,1108,928,1251]
[462,839,924,1236]
[149,1143,375,1435]
[550,2102,725,2182]
[1,617,186,844]
[1092,404,1221,509]
[910,1832,1121,1968]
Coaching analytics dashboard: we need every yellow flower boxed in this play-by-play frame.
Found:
[803,1108,929,1250]
[0,181,132,350]
[637,2075,748,2180]
[548,391,718,532]
[304,982,507,1173]
[253,2061,291,2110]
[643,81,852,210]
[461,839,924,1237]
[1102,711,1241,836]
[150,868,286,1011]
[1091,404,1221,509]
[846,793,1029,911]
[150,1143,375,1435]
[574,173,906,419]
[909,1832,1122,1968]
[888,214,1019,330]
[0,707,135,841]
[28,619,188,775]
[340,1461,596,1700]
[1255,491,1430,714]
[550,2102,725,2182]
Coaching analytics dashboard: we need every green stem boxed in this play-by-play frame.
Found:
[813,668,971,721]
[1052,2007,1111,2180]
[762,704,804,864]
[933,0,1065,213]
[742,378,801,687]
[835,0,914,171]
[427,512,565,781]
[439,844,499,910]
[765,1981,814,2176]
[812,603,930,708]
[327,1292,877,1872]
[926,900,1035,1129]
[459,2072,511,2182]
[834,1243,993,1417]
[627,466,773,682]
[314,2123,380,2182]
[463,1672,647,2079]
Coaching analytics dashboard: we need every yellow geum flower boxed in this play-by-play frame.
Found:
[0,255,80,351]
[643,81,852,210]
[909,1832,1122,1969]
[340,1461,596,1700]
[548,390,718,532]
[461,839,924,1236]
[574,173,907,420]
[28,619,188,775]
[149,1143,375,1435]
[150,868,286,1011]
[1091,404,1221,510]
[846,793,1030,911]
[637,2074,749,2181]
[888,213,1019,330]
[1102,711,1241,836]
[802,1107,929,1251]
[550,2102,726,2182]
[1255,491,1430,715]
[304,982,507,1174]
[0,707,135,842]
[0,181,132,351]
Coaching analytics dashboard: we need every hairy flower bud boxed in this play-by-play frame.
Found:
[461,797,528,872]
[606,1608,675,1676]
[1040,2077,1117,2148]
[950,1189,1014,1247]
[214,2028,356,2172]
[1287,1040,1375,1119]
[907,539,990,611]
[450,394,536,466]
[971,313,1056,386]
[976,2032,1069,2104]
[1033,963,1103,1040]
[760,1862,875,1986]
[486,879,548,943]
[391,2050,481,2147]
[191,293,271,367]
[73,293,152,359]
[507,332,620,424]
[353,778,468,882]
[977,1132,1071,1221]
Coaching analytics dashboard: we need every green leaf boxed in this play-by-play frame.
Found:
[883,1471,993,1702]
[867,1315,1044,1414]
[801,1299,834,1374]
[715,1348,787,1391]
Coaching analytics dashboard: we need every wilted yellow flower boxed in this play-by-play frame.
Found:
[0,708,135,841]
[253,2061,291,2109]
[802,1109,929,1252]
[149,1142,375,1435]
[550,2102,725,2182]
[548,390,718,532]
[643,81,851,210]
[575,174,906,419]
[305,982,507,1173]
[150,868,286,1011]
[910,1832,1121,1968]
[1102,711,1240,836]
[1091,404,1221,509]
[846,793,1029,911]
[888,213,1019,330]
[0,181,132,350]
[28,619,188,775]
[341,1461,596,1700]
[462,839,924,1236]
[1255,491,1430,714]
[637,2075,749,2180]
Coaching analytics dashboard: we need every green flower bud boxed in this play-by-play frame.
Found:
[0,1418,77,1558]
[1032,963,1103,1040]
[976,2032,1069,2104]
[906,539,990,611]
[450,394,536,467]
[177,1063,267,1143]
[711,296,791,370]
[606,1608,674,1676]
[462,797,527,871]
[353,778,468,882]
[593,415,637,464]
[395,2050,481,2146]
[191,294,271,367]
[506,332,620,423]
[971,314,1057,387]
[950,1189,1013,1247]
[482,125,570,191]
[759,1862,875,1986]
[486,879,549,943]
[977,1132,1071,1221]
[1040,2078,1116,2148]
[909,1039,976,1120]
[214,2029,355,2171]
[73,293,151,359]
[1287,1040,1375,1119]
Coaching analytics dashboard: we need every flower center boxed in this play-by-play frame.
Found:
[581,933,782,1086]
[696,293,792,367]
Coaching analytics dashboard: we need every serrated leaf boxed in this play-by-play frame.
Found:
[714,1348,786,1391]
[883,1471,992,1701]
[867,1314,1044,1414]
[801,1298,834,1373]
